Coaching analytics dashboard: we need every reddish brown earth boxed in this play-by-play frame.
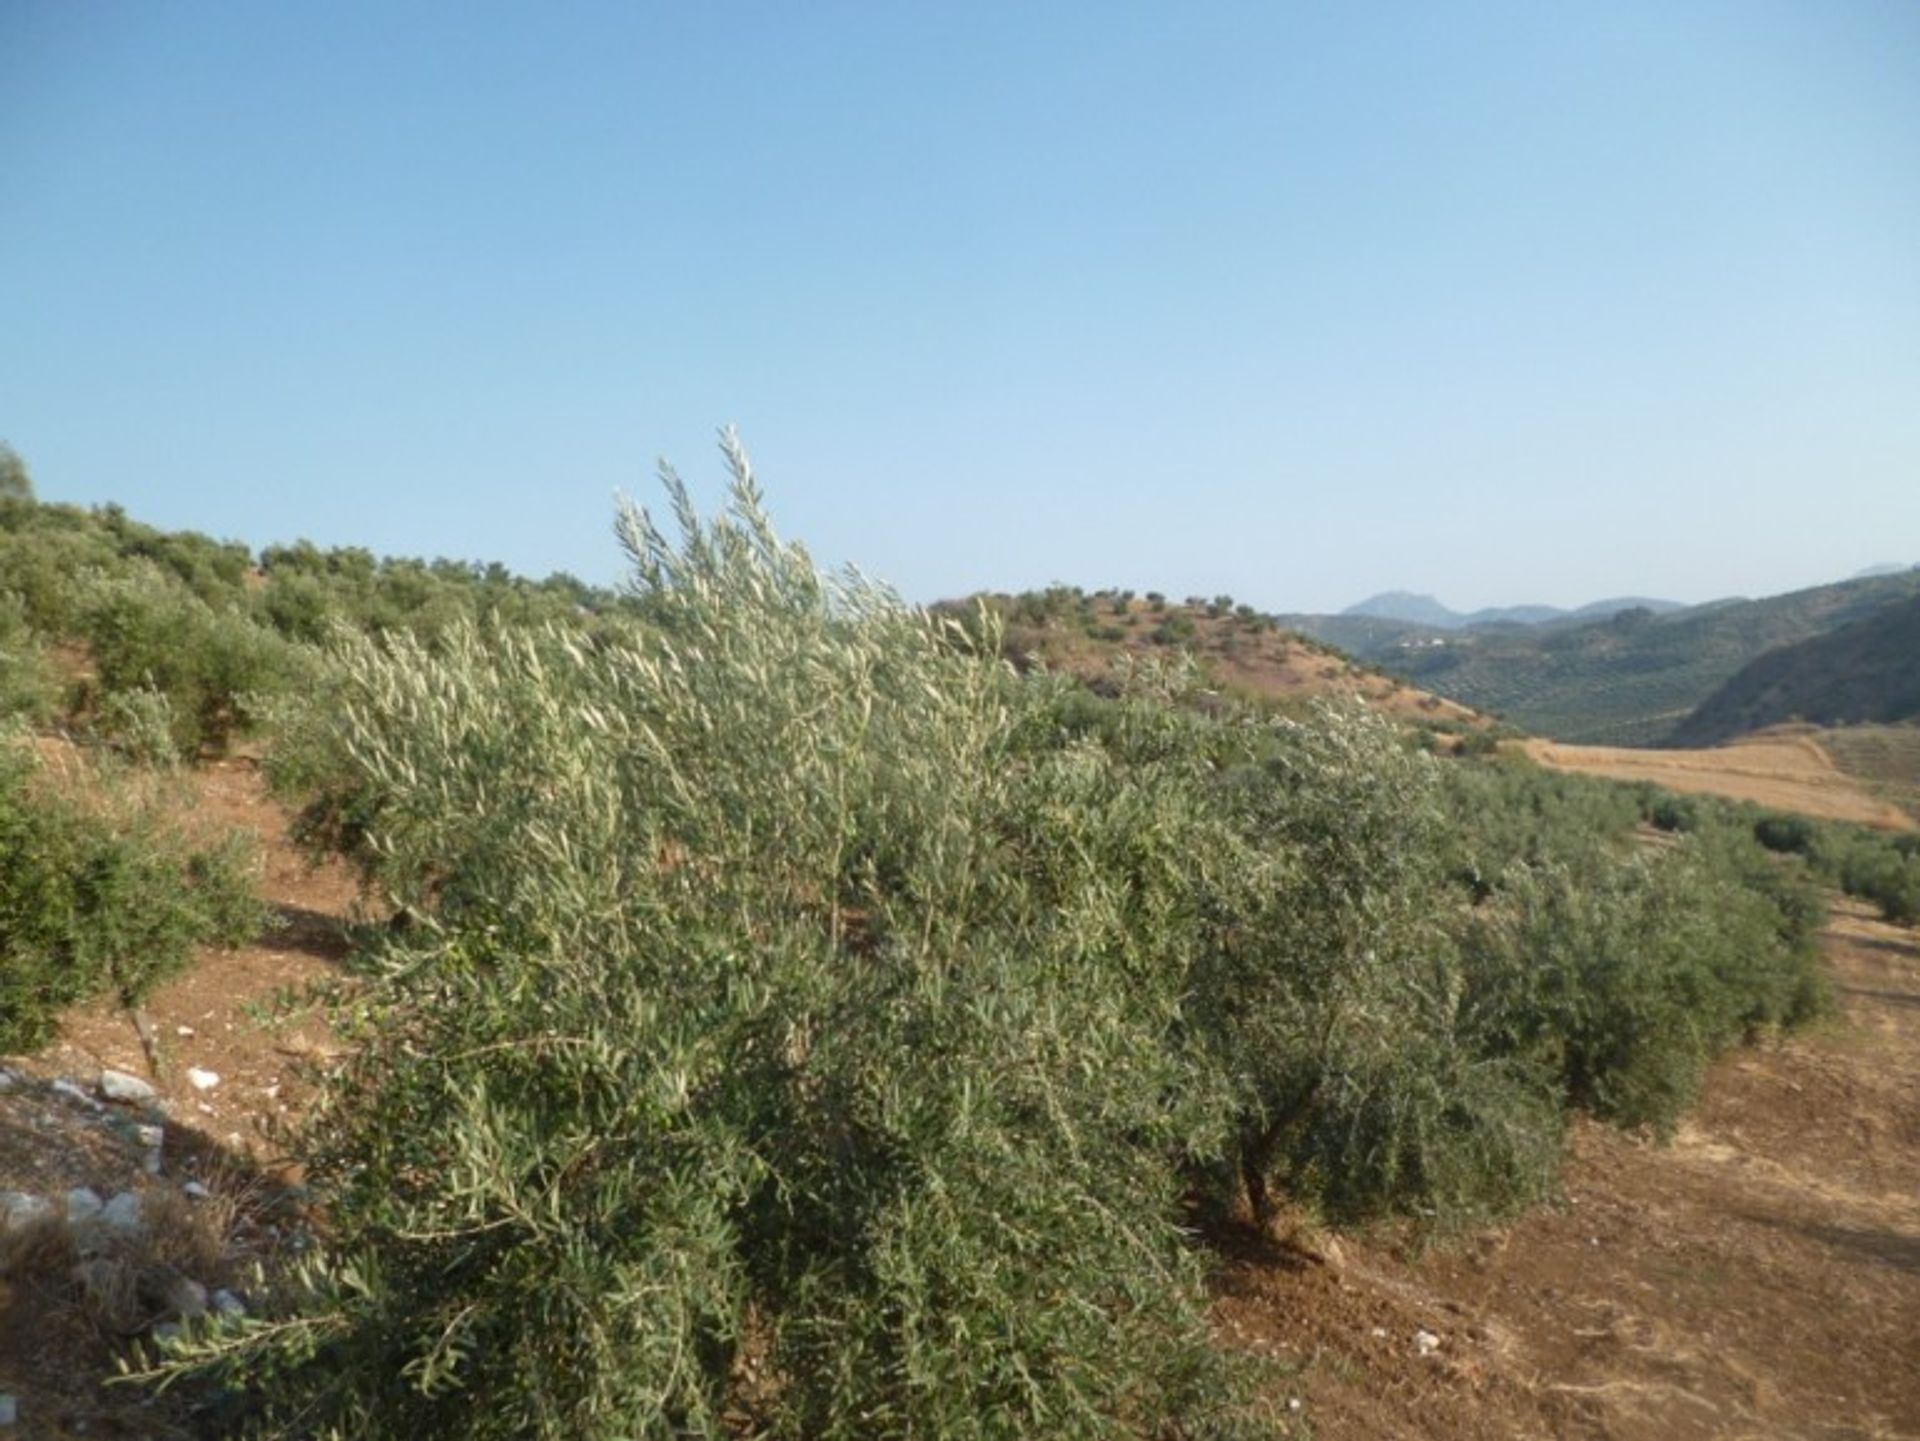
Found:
[999,600,1489,729]
[2,764,1917,1439]
[0,756,356,1439]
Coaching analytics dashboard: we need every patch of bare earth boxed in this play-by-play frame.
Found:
[0,757,357,1439]
[1214,897,1920,1439]
[1527,733,1917,832]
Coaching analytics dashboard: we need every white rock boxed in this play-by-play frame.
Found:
[211,1288,246,1318]
[176,1025,195,1037]
[181,1180,211,1200]
[101,1190,144,1235]
[186,1067,221,1092]
[51,1078,100,1109]
[99,1069,158,1104]
[65,1188,105,1224]
[0,1192,49,1225]
[1414,1328,1442,1358]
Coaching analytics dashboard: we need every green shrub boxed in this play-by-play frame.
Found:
[1461,839,1825,1134]
[195,449,1262,1440]
[1645,792,1700,833]
[0,594,57,725]
[0,749,261,1049]
[80,565,306,758]
[1814,828,1920,925]
[1753,811,1817,856]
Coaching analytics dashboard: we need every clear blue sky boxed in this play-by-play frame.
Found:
[4,2,1917,613]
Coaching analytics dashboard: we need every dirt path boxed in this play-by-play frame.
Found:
[1525,734,1917,832]
[1217,898,1920,1439]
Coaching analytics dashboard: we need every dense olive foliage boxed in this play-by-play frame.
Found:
[0,491,628,759]
[0,748,261,1049]
[130,445,1832,1440]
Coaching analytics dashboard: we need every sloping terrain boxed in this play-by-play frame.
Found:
[0,757,356,1439]
[1382,569,1920,746]
[1672,594,1920,746]
[975,591,1489,729]
[1216,896,1920,1439]
[1820,723,1920,824]
[1525,731,1917,832]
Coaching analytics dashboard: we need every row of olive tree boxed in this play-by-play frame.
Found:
[158,440,1828,1438]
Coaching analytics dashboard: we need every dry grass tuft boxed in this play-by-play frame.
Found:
[0,1189,235,1337]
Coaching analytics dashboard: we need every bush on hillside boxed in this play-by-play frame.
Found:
[0,749,261,1050]
[79,566,308,758]
[196,448,1267,1439]
[0,595,58,725]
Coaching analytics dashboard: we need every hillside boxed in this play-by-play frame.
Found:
[1670,593,1920,746]
[1381,569,1920,746]
[963,587,1489,730]
[1526,732,1916,832]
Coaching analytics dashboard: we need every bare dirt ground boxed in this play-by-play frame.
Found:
[3,764,1917,1438]
[1216,896,1920,1440]
[0,757,357,1439]
[1527,732,1918,832]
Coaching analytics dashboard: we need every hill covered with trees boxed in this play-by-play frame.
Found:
[1672,593,1920,746]
[1377,569,1920,746]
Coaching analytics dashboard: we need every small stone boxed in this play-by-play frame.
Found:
[66,1188,105,1225]
[163,1275,208,1321]
[1414,1328,1442,1358]
[175,1025,195,1037]
[101,1191,143,1235]
[0,1192,49,1226]
[1369,1326,1388,1339]
[186,1067,221,1092]
[51,1078,101,1109]
[181,1180,211,1200]
[0,1066,19,1090]
[100,1069,158,1104]
[211,1288,246,1318]
[0,1392,16,1426]
[1287,1397,1303,1412]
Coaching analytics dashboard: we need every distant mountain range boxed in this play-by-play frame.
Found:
[1369,568,1920,746]
[1340,591,1685,631]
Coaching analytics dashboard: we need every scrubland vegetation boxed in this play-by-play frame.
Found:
[0,747,259,1050]
[0,443,1907,1436]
